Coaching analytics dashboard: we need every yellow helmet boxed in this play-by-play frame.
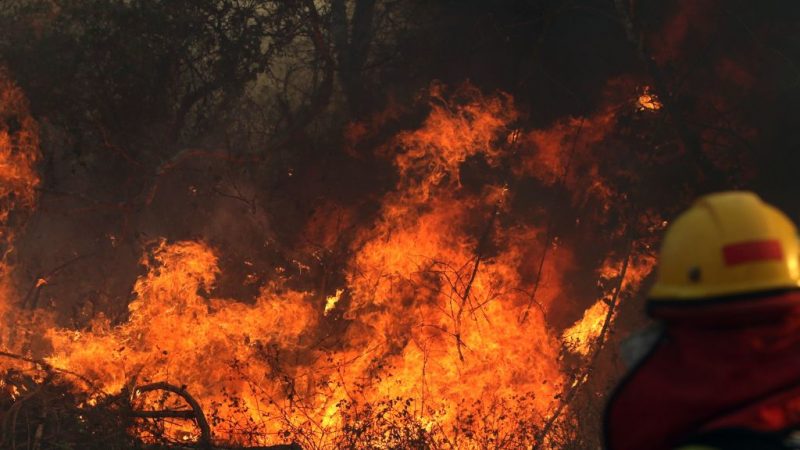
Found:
[649,191,800,300]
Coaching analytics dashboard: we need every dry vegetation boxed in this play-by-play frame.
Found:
[1,0,799,448]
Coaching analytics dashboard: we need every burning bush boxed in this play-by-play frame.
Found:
[0,71,659,448]
[1,0,795,448]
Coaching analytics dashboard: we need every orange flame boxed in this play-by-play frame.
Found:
[637,86,663,112]
[563,253,657,356]
[0,68,41,342]
[1,81,660,448]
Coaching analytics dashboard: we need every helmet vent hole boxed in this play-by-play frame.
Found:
[688,266,702,283]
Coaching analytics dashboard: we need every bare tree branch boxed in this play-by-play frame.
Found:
[533,241,633,450]
[133,382,212,448]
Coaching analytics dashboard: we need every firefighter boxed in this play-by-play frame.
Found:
[604,191,800,450]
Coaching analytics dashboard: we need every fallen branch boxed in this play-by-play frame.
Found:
[129,409,197,419]
[0,350,103,394]
[131,382,304,450]
[133,382,212,448]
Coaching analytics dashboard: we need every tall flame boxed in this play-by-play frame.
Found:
[0,68,41,341]
[2,80,659,448]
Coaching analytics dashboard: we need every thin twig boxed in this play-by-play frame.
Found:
[0,351,102,394]
[520,118,585,325]
[532,241,633,449]
[453,202,501,362]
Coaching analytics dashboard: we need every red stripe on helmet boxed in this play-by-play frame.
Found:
[722,240,784,266]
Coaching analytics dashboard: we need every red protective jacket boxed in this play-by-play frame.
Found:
[604,290,800,450]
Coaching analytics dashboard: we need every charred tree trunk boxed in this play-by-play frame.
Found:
[613,0,719,186]
[331,0,376,117]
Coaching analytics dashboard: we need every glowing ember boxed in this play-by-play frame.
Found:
[637,86,663,111]
[324,289,343,316]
